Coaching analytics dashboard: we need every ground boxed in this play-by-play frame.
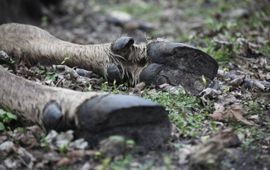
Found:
[0,0,270,169]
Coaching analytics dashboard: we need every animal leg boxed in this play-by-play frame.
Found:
[0,23,218,95]
[139,41,219,95]
[0,66,171,149]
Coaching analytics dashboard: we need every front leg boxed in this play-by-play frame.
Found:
[0,66,171,149]
[0,23,218,95]
[111,38,219,95]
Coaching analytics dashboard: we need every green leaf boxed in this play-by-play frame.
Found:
[0,109,17,124]
[45,72,57,81]
[0,122,5,131]
[6,112,17,120]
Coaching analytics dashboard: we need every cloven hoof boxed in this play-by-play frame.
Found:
[42,94,171,149]
[140,41,219,95]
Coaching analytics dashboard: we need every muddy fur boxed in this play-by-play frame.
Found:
[0,65,100,128]
[0,66,171,148]
[0,23,218,149]
[0,23,147,85]
[0,23,111,76]
[0,23,218,93]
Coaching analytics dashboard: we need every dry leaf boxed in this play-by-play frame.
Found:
[189,129,240,167]
[210,103,254,126]
[209,129,241,147]
[189,140,224,166]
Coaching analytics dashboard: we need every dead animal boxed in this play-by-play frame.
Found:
[0,23,218,148]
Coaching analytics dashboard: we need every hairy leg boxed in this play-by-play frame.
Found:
[0,66,171,148]
[0,23,218,95]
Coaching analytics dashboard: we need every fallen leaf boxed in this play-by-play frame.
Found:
[189,140,224,166]
[209,103,254,125]
[189,129,241,168]
[209,129,241,147]
[56,157,70,166]
[209,103,225,120]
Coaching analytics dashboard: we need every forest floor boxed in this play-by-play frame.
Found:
[0,0,270,169]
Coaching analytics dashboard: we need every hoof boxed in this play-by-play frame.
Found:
[139,63,167,85]
[107,63,123,82]
[42,101,64,131]
[140,41,218,95]
[76,94,171,149]
[111,37,135,56]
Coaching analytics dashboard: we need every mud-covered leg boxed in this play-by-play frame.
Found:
[0,24,136,84]
[0,66,171,149]
[110,38,219,95]
[0,23,218,95]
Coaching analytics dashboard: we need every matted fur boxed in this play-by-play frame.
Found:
[0,23,147,85]
[0,65,102,129]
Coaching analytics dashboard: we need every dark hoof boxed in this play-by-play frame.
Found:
[111,37,134,56]
[76,94,171,149]
[140,41,219,95]
[42,101,63,131]
[139,63,167,85]
[107,63,123,82]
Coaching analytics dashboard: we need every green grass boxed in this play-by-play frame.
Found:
[246,100,263,115]
[178,0,270,64]
[100,81,215,138]
[36,67,58,82]
[110,155,133,170]
[99,81,218,138]
[233,124,266,150]
[44,71,58,81]
[0,108,17,131]
[40,135,50,149]
[198,38,235,64]
[143,90,199,113]
[94,0,270,66]
[259,43,270,57]
[58,143,69,154]
[143,90,218,137]
[101,154,156,170]
[100,1,162,22]
[98,155,133,170]
[100,82,130,94]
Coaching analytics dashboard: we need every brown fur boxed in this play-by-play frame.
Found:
[0,23,147,84]
[0,24,175,149]
[0,23,149,129]
[0,65,102,129]
[0,23,112,76]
